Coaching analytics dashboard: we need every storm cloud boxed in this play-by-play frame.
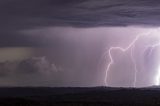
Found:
[0,0,160,47]
[0,0,160,87]
[1,0,160,29]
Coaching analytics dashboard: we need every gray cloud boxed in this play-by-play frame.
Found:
[0,56,61,86]
[17,56,58,74]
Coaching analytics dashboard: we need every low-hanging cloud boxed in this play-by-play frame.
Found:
[0,56,61,86]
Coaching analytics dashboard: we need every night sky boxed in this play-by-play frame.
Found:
[1,0,160,87]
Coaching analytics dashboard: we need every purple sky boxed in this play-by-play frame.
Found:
[0,0,160,87]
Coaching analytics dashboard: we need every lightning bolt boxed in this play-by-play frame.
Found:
[104,29,158,87]
[144,42,160,85]
[131,44,138,87]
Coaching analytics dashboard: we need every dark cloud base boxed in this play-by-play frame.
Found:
[1,0,160,47]
[1,0,160,29]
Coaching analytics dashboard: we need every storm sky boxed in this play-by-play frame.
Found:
[1,0,160,87]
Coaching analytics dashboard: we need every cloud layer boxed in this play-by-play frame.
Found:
[1,0,160,47]
[1,0,160,29]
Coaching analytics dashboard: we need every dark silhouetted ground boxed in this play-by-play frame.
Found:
[0,87,160,106]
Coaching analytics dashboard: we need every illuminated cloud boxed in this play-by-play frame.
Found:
[0,47,34,62]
